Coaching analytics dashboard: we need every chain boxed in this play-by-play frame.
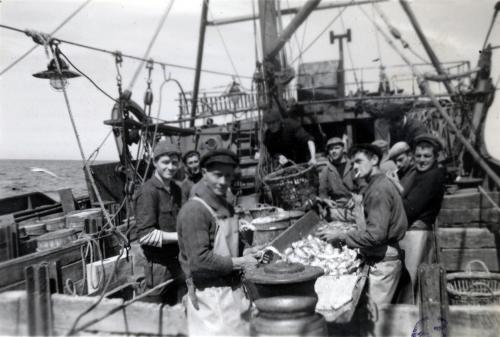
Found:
[114,51,123,96]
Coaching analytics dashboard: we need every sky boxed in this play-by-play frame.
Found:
[0,0,499,161]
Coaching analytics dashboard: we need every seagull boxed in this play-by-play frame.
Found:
[29,167,59,178]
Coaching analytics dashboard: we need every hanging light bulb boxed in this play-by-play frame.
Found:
[32,53,80,91]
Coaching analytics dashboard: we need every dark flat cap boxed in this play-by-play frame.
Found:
[153,140,180,159]
[349,143,383,162]
[200,149,239,168]
[326,137,344,148]
[413,134,443,151]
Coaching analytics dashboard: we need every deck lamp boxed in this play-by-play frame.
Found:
[32,52,80,91]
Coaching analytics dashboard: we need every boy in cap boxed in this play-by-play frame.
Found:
[317,143,408,306]
[263,108,317,167]
[133,140,186,304]
[177,149,259,336]
[399,134,446,300]
[180,150,202,202]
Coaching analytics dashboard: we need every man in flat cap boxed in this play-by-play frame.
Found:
[180,150,202,202]
[263,108,317,167]
[389,141,415,191]
[177,149,259,336]
[399,134,446,300]
[319,137,356,201]
[133,140,186,304]
[317,143,408,306]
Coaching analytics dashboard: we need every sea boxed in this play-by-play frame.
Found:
[0,159,110,199]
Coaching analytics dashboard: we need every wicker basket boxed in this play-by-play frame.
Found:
[446,260,500,305]
[263,163,318,210]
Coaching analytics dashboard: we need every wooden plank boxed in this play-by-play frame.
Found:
[0,291,187,336]
[0,240,85,289]
[418,264,448,337]
[438,208,499,224]
[438,228,499,248]
[441,191,500,209]
[441,248,500,272]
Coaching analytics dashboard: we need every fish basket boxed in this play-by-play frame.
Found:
[263,163,318,210]
[446,260,500,305]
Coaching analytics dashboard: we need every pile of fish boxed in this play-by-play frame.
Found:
[315,221,357,233]
[282,235,361,276]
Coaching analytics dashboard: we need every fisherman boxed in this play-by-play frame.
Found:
[372,139,403,193]
[133,140,186,305]
[177,149,259,336]
[399,134,446,298]
[318,136,356,201]
[388,141,415,191]
[317,143,408,306]
[263,108,317,167]
[180,150,202,201]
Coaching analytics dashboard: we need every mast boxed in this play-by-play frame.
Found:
[258,0,284,115]
[191,0,210,127]
[399,0,454,94]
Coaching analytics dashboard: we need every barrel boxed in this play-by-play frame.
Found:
[250,210,304,246]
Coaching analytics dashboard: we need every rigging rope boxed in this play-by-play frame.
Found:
[290,1,353,65]
[0,0,93,76]
[204,0,242,84]
[126,0,174,92]
[0,23,252,79]
[371,3,428,63]
[58,51,118,102]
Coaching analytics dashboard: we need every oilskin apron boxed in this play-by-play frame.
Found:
[398,220,435,302]
[186,196,250,336]
[357,201,402,306]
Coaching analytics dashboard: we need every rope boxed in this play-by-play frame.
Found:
[49,44,129,248]
[291,2,352,65]
[0,0,93,76]
[66,248,126,336]
[127,0,174,92]
[204,0,242,85]
[371,3,428,63]
[85,129,114,166]
[369,1,382,64]
[58,51,118,102]
[0,23,251,79]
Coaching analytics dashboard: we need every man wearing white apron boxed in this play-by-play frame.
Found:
[177,149,259,336]
[318,144,408,306]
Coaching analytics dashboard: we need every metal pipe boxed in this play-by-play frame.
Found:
[399,0,455,94]
[266,0,321,61]
[206,0,388,26]
[423,67,480,82]
[190,0,210,127]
